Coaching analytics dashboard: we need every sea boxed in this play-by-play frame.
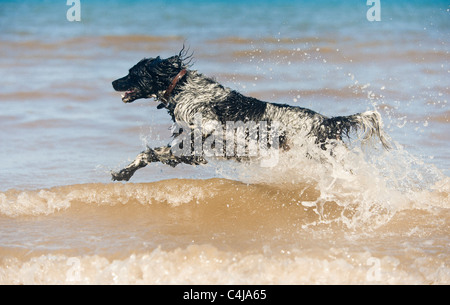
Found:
[0,0,448,284]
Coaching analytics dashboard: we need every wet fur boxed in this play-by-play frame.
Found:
[111,50,390,181]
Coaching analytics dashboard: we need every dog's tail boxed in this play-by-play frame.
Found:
[322,110,391,149]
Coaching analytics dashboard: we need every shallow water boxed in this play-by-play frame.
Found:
[0,0,449,284]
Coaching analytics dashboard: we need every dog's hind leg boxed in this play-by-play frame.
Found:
[111,146,207,181]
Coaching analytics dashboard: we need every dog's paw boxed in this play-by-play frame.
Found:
[111,170,132,181]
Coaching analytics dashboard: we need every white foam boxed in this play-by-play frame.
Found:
[0,189,71,217]
[0,182,216,217]
[217,135,448,229]
[1,245,448,284]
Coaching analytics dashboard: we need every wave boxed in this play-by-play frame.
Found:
[1,35,182,50]
[3,34,447,66]
[1,139,448,229]
[1,173,446,217]
[0,179,220,217]
[208,36,338,45]
[0,172,448,284]
[2,243,448,285]
[0,131,448,285]
[0,179,321,223]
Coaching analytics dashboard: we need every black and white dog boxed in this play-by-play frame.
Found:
[111,49,390,181]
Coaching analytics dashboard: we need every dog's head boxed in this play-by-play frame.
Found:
[112,54,186,103]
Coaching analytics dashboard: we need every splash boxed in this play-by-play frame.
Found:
[212,127,448,229]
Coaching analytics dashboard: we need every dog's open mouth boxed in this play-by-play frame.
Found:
[120,90,137,103]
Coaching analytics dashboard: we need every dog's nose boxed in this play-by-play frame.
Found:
[112,79,120,91]
[112,77,128,91]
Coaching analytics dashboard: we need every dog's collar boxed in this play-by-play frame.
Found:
[162,69,187,103]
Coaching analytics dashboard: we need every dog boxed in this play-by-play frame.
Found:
[110,48,390,181]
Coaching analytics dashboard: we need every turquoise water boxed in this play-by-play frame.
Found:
[2,1,448,40]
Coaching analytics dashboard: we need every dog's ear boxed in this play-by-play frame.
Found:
[166,55,183,69]
[143,56,161,68]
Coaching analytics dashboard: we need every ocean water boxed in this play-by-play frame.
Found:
[0,0,449,284]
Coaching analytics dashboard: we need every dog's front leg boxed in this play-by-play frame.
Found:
[111,148,154,181]
[151,145,208,167]
[111,146,207,181]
